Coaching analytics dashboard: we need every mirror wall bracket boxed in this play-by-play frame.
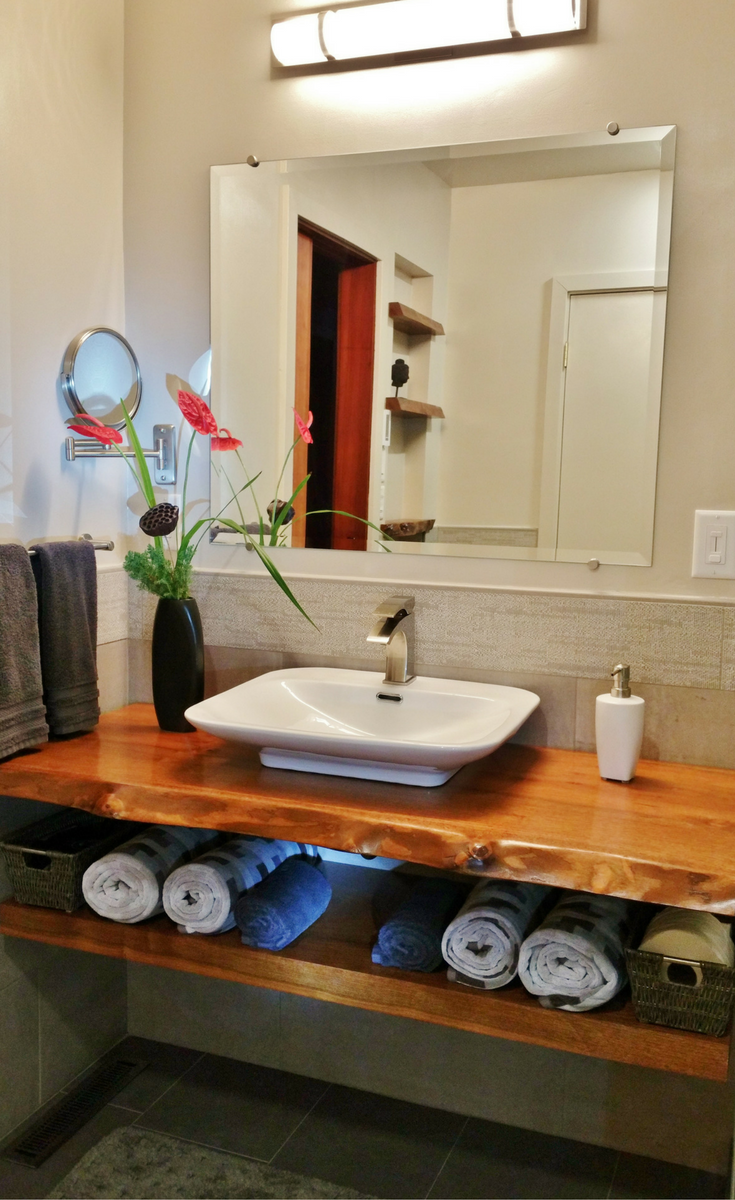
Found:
[65,424,177,486]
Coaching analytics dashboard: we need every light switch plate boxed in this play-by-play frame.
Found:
[692,510,735,578]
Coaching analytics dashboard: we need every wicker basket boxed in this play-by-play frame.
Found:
[0,810,144,913]
[626,946,735,1037]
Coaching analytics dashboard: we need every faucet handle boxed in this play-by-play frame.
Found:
[371,595,415,620]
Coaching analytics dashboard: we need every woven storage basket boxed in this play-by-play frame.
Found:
[0,810,144,913]
[626,946,735,1037]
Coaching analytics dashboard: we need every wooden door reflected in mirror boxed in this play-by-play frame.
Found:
[293,220,376,550]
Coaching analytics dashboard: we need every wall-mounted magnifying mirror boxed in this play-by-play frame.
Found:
[211,125,675,566]
[60,327,142,430]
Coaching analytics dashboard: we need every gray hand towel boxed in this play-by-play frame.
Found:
[30,541,100,736]
[0,544,48,758]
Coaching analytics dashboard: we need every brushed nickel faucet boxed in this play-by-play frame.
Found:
[367,596,415,685]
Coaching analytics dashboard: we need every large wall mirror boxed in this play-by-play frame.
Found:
[211,125,675,565]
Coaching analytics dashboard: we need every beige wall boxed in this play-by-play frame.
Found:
[124,0,735,600]
[0,0,128,1145]
[0,0,127,550]
[441,170,662,530]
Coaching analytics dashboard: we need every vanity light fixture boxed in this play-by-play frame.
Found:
[271,0,586,67]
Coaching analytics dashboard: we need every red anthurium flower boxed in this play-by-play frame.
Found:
[66,416,123,445]
[294,408,313,444]
[211,427,243,452]
[177,389,218,436]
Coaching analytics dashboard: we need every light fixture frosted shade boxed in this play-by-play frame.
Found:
[271,0,585,66]
[512,0,585,36]
[323,0,510,60]
[270,12,326,66]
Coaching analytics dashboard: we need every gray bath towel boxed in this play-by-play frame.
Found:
[442,881,554,989]
[30,541,100,736]
[0,544,48,759]
[163,837,321,934]
[83,826,227,923]
[518,891,635,1012]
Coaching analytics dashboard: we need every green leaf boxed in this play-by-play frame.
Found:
[300,509,393,551]
[120,399,156,508]
[269,474,310,544]
[215,517,318,628]
[179,517,209,555]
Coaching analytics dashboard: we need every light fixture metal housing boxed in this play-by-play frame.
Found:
[271,0,586,68]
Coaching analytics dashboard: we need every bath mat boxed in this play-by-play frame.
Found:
[48,1126,375,1199]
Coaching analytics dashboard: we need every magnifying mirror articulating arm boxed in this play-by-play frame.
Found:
[65,424,177,486]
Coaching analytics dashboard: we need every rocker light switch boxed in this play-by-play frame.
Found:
[692,511,735,578]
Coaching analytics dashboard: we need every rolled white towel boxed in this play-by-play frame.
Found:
[639,908,734,966]
[442,881,553,989]
[82,826,224,923]
[518,892,634,1012]
[162,837,320,934]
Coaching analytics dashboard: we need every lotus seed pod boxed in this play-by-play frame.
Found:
[139,503,179,537]
[267,499,295,527]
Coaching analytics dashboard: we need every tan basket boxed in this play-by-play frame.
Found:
[1,810,144,913]
[626,946,735,1037]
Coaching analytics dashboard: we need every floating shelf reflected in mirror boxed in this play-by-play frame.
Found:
[211,125,676,566]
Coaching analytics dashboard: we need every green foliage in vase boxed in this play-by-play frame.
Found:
[123,543,195,600]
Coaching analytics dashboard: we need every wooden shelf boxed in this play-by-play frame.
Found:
[385,397,446,419]
[389,302,445,337]
[2,706,735,914]
[380,519,436,540]
[0,863,728,1081]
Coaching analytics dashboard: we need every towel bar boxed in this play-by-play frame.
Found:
[27,536,114,556]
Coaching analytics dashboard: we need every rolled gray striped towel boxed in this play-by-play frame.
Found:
[82,826,225,923]
[518,891,635,1012]
[162,837,320,934]
[442,881,553,989]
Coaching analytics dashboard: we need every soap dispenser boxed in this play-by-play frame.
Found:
[595,664,645,782]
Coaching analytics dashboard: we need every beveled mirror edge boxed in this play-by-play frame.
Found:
[60,326,143,430]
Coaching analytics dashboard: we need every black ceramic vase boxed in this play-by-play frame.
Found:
[151,598,204,732]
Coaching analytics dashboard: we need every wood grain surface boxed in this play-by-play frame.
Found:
[385,397,446,419]
[0,863,727,1080]
[388,302,445,337]
[2,706,735,913]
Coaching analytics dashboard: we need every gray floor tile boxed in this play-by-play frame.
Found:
[274,1083,467,1199]
[136,1053,329,1160]
[428,1116,619,1199]
[0,1102,135,1200]
[66,1036,203,1115]
[610,1151,727,1199]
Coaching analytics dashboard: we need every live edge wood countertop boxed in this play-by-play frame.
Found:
[1,703,735,914]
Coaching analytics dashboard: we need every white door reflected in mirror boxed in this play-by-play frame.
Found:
[210,126,675,566]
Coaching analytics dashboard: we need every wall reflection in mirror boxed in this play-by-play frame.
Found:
[211,126,675,565]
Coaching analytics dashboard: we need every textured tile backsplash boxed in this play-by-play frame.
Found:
[121,567,735,767]
[128,571,729,689]
[97,567,128,645]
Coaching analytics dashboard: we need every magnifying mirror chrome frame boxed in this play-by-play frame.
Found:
[60,327,142,431]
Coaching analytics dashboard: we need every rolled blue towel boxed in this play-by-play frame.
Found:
[372,878,466,972]
[235,859,332,951]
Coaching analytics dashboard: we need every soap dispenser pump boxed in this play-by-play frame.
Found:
[595,664,645,782]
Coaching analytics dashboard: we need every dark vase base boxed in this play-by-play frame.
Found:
[151,597,204,732]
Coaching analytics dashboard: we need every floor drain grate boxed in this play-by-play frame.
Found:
[2,1057,147,1168]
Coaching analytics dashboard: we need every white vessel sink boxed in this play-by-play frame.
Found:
[185,667,539,787]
